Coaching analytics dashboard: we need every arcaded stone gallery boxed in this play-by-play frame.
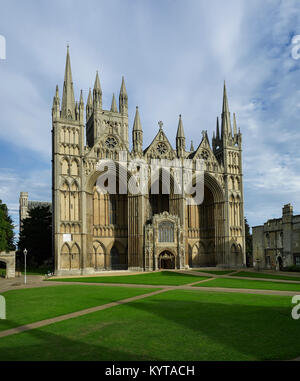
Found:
[52,48,246,275]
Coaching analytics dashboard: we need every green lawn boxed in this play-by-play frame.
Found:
[193,277,300,292]
[0,285,157,332]
[231,271,300,282]
[49,271,210,286]
[194,270,235,275]
[0,290,298,361]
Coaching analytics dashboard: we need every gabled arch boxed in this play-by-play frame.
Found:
[61,181,70,192]
[70,243,80,270]
[61,157,70,175]
[61,243,71,270]
[70,159,79,176]
[92,241,106,269]
[71,180,79,192]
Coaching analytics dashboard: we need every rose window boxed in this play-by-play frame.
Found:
[200,150,209,160]
[157,143,167,155]
[105,136,117,149]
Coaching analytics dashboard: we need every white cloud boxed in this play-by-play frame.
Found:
[0,0,300,230]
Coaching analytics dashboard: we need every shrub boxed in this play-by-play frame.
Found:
[283,265,300,272]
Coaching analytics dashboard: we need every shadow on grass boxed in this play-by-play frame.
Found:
[0,321,155,361]
[120,292,300,361]
[0,291,299,361]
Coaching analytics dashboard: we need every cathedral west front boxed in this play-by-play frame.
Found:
[52,47,246,275]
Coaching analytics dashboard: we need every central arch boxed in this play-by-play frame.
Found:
[187,172,225,266]
[158,250,175,269]
[86,165,129,271]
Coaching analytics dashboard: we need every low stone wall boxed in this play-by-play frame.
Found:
[0,251,16,278]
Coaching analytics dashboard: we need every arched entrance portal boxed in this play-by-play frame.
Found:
[159,251,175,269]
[110,245,128,270]
[277,256,283,271]
[0,261,6,278]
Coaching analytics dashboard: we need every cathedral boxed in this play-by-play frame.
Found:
[52,47,246,275]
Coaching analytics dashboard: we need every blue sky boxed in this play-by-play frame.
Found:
[1,0,300,237]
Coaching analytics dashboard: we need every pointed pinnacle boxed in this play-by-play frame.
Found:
[79,90,84,105]
[94,71,101,91]
[62,46,75,118]
[190,140,195,152]
[87,88,92,106]
[216,117,220,139]
[176,114,185,138]
[222,80,229,114]
[64,46,73,85]
[233,113,237,135]
[111,93,118,112]
[133,106,142,131]
[55,85,59,98]
[120,76,127,97]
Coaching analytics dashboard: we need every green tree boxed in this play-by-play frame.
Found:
[245,217,253,267]
[0,200,15,252]
[18,205,52,268]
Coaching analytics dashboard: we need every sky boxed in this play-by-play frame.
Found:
[1,0,300,238]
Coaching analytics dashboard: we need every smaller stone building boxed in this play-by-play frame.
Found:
[0,251,16,278]
[19,192,52,232]
[252,204,300,270]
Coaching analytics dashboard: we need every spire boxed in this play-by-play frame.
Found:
[52,85,60,118]
[93,71,102,109]
[133,106,142,131]
[79,90,84,106]
[132,106,143,153]
[222,81,229,114]
[110,93,118,112]
[79,90,84,122]
[119,76,128,114]
[176,114,186,157]
[87,88,92,106]
[221,81,232,138]
[86,88,93,121]
[120,76,127,96]
[61,45,75,119]
[233,113,237,135]
[55,84,59,98]
[216,117,220,140]
[176,114,185,139]
[190,140,195,152]
[94,71,101,91]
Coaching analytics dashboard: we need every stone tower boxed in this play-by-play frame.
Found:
[19,192,28,232]
[52,48,246,275]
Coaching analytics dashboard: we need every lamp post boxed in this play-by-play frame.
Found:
[23,248,28,285]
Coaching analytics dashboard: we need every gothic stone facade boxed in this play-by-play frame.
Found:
[252,204,300,270]
[52,48,246,275]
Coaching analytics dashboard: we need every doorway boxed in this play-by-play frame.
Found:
[158,251,175,269]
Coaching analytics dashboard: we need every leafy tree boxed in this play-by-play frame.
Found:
[0,199,15,252]
[18,205,52,268]
[245,217,253,267]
